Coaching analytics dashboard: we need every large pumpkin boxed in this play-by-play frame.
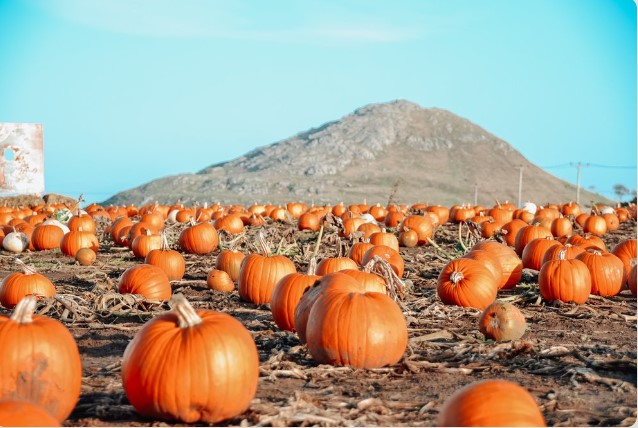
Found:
[122,294,259,423]
[302,273,407,369]
[576,249,624,297]
[437,258,498,310]
[611,239,636,286]
[437,379,546,426]
[0,399,61,427]
[0,296,82,422]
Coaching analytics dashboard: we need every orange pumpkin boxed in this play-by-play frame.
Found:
[121,294,259,423]
[541,243,585,265]
[361,245,405,278]
[118,264,172,300]
[611,239,636,286]
[369,231,400,252]
[178,220,219,255]
[471,241,522,289]
[31,224,65,250]
[60,229,99,257]
[130,229,163,259]
[521,237,560,271]
[576,249,624,297]
[0,297,82,422]
[629,264,637,296]
[215,249,246,282]
[399,215,433,245]
[0,260,56,309]
[144,234,186,281]
[500,219,528,247]
[437,258,498,310]
[302,273,408,369]
[316,256,359,275]
[462,249,502,285]
[348,242,375,266]
[238,235,296,304]
[298,212,321,231]
[539,254,591,304]
[514,224,552,256]
[271,264,320,332]
[437,379,546,426]
[478,301,527,341]
[0,399,61,427]
[566,233,606,251]
[206,269,235,292]
[583,214,607,236]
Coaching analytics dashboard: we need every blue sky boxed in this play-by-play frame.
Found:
[0,0,635,204]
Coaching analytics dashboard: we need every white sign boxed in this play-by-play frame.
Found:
[0,123,45,195]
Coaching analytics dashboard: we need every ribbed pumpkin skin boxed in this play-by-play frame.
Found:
[60,230,99,257]
[576,250,624,297]
[316,257,359,276]
[500,219,528,247]
[539,258,592,304]
[178,222,219,255]
[361,245,405,277]
[215,250,246,282]
[305,274,407,369]
[0,399,61,427]
[541,244,585,264]
[566,233,607,251]
[629,265,637,296]
[271,272,320,331]
[238,254,296,304]
[521,237,560,271]
[121,310,259,423]
[462,250,502,285]
[437,259,498,310]
[340,269,387,294]
[118,264,172,300]
[611,239,636,285]
[0,272,56,309]
[399,215,433,245]
[471,241,522,289]
[348,242,375,266]
[31,224,65,250]
[131,233,163,259]
[145,249,186,281]
[437,379,546,427]
[0,302,82,422]
[514,224,553,256]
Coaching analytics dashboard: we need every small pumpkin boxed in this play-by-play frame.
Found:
[121,294,259,423]
[514,224,552,256]
[144,233,186,281]
[60,229,99,257]
[437,379,546,427]
[75,247,97,266]
[478,301,527,341]
[207,269,235,292]
[361,245,405,278]
[316,256,359,275]
[215,249,246,282]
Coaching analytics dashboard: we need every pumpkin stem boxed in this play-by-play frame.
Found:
[256,231,272,256]
[310,225,324,261]
[558,248,568,260]
[170,294,203,328]
[10,295,37,324]
[450,271,464,284]
[307,257,318,275]
[160,231,171,251]
[15,258,38,275]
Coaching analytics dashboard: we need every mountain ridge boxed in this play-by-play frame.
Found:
[103,100,609,207]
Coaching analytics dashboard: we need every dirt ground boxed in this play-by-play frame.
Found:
[0,215,635,427]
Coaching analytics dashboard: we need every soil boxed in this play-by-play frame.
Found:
[0,216,635,427]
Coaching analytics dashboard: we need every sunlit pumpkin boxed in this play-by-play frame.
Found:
[437,258,498,310]
[0,259,56,309]
[478,301,527,341]
[118,264,172,300]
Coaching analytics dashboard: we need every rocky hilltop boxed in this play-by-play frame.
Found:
[103,100,606,207]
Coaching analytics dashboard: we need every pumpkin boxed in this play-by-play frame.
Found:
[348,242,375,266]
[214,214,245,234]
[0,259,56,309]
[340,269,388,294]
[602,213,620,231]
[561,201,581,217]
[565,233,606,251]
[368,204,388,222]
[437,379,546,427]
[538,252,591,304]
[399,215,433,245]
[369,231,400,252]
[31,223,65,250]
[121,294,259,423]
[471,241,522,289]
[462,249,502,285]
[302,273,408,369]
[541,243,585,265]
[215,249,246,282]
[286,202,307,218]
[60,229,99,257]
[67,212,96,234]
[145,233,186,281]
[437,258,498,310]
[357,222,382,240]
[576,249,624,297]
[131,229,163,259]
[514,224,552,256]
[118,264,172,300]
[583,214,607,236]
[75,247,97,266]
[361,245,405,278]
[478,301,527,341]
[399,228,419,247]
[340,217,366,238]
[499,219,528,247]
[110,216,134,246]
[206,269,235,292]
[238,233,296,304]
[384,211,406,228]
[298,212,321,231]
[271,262,320,332]
[550,216,573,238]
[427,205,450,224]
[178,220,219,255]
[611,239,637,286]
[0,296,82,422]
[0,399,61,427]
[629,264,637,296]
[521,237,560,271]
[316,256,359,275]
[2,231,29,253]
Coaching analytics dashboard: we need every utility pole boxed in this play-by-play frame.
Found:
[517,166,524,207]
[570,162,589,204]
[474,183,478,206]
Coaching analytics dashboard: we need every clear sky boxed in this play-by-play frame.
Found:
[0,0,635,205]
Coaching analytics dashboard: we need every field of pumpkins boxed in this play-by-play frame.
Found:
[0,198,635,427]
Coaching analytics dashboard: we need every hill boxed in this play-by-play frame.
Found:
[103,100,608,207]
